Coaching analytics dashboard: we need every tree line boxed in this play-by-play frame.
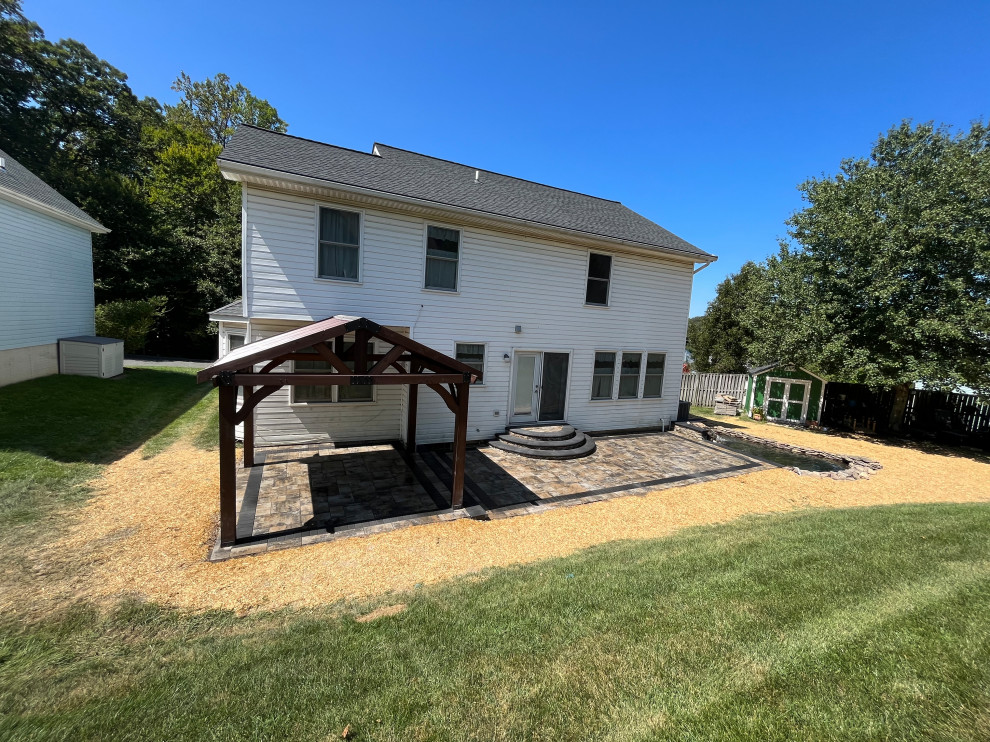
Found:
[687,120,990,400]
[0,0,286,356]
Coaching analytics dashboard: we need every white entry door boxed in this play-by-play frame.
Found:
[510,351,571,425]
[511,352,541,424]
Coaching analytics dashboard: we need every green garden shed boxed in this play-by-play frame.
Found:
[744,363,827,424]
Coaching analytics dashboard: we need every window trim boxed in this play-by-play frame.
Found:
[421,221,462,294]
[584,250,613,307]
[590,350,618,401]
[590,349,669,401]
[314,203,365,285]
[453,341,486,386]
[642,352,667,399]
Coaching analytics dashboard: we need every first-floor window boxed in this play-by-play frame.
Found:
[455,343,485,384]
[643,353,666,398]
[293,340,375,403]
[226,333,245,355]
[618,352,642,398]
[591,352,616,399]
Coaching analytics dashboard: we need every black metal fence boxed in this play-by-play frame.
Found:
[821,383,990,449]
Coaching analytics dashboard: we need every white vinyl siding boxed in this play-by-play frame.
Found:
[0,196,95,352]
[243,187,692,443]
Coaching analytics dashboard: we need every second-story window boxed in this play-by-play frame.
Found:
[585,252,612,305]
[318,207,361,281]
[425,226,460,291]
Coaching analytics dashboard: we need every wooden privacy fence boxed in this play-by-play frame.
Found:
[821,383,990,449]
[680,373,749,407]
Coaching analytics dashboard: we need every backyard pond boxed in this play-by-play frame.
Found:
[709,433,846,472]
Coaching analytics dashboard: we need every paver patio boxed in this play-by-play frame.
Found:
[217,431,771,559]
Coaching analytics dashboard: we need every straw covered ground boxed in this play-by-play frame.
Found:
[6,417,989,617]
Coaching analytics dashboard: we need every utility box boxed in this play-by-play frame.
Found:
[58,336,124,379]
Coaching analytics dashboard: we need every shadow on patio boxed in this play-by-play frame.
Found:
[221,432,771,558]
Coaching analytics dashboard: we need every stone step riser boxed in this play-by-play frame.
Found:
[489,436,597,460]
[497,432,588,450]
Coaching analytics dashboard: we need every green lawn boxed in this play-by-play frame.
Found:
[1,374,989,740]
[0,368,215,537]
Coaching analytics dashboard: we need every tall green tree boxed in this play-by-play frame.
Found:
[166,72,287,145]
[747,120,990,399]
[687,262,766,373]
[142,73,287,353]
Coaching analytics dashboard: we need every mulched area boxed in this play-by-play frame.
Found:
[5,418,988,616]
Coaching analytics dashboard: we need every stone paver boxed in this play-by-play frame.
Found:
[212,432,771,560]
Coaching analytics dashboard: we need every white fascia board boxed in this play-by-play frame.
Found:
[0,185,110,234]
[218,160,715,266]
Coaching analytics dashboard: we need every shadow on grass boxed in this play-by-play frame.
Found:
[0,368,213,465]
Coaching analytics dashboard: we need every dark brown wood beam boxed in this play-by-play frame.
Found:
[313,342,351,374]
[233,385,282,425]
[232,373,469,386]
[369,344,405,375]
[218,384,237,546]
[406,383,418,453]
[354,329,369,373]
[427,382,459,414]
[451,381,469,509]
[242,385,255,468]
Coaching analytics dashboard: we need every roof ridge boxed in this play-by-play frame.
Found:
[236,124,382,159]
[372,142,622,204]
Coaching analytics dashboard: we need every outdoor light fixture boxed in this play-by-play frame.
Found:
[514,325,522,333]
[503,353,510,361]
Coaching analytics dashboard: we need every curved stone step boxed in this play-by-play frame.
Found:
[498,431,587,450]
[489,435,597,460]
[506,424,576,441]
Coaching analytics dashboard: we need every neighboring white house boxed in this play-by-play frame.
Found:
[0,148,108,386]
[211,126,716,446]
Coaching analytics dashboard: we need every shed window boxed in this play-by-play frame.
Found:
[425,226,460,290]
[591,352,616,399]
[585,253,612,306]
[318,207,361,281]
[642,353,666,398]
[455,343,485,384]
[618,352,642,399]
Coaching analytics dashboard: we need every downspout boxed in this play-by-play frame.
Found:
[694,259,716,275]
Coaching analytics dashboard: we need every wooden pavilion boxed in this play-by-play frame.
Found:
[196,315,481,546]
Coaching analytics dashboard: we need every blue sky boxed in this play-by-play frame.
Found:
[26,0,990,315]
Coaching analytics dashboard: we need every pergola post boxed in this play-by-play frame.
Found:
[451,381,469,509]
[218,382,238,546]
[406,383,418,453]
[242,385,255,468]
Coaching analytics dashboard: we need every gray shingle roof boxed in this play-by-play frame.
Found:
[0,148,106,231]
[219,126,713,260]
[208,299,244,318]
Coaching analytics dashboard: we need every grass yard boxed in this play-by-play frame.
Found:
[2,504,989,740]
[0,368,214,541]
[1,372,989,740]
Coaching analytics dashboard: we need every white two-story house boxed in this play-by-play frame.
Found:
[210,126,715,448]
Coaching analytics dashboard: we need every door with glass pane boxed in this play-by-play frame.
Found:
[538,353,569,421]
[511,353,541,423]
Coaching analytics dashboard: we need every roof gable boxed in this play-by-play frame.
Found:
[0,149,107,232]
[218,126,714,260]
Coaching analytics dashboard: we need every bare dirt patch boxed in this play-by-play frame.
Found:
[5,420,989,618]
